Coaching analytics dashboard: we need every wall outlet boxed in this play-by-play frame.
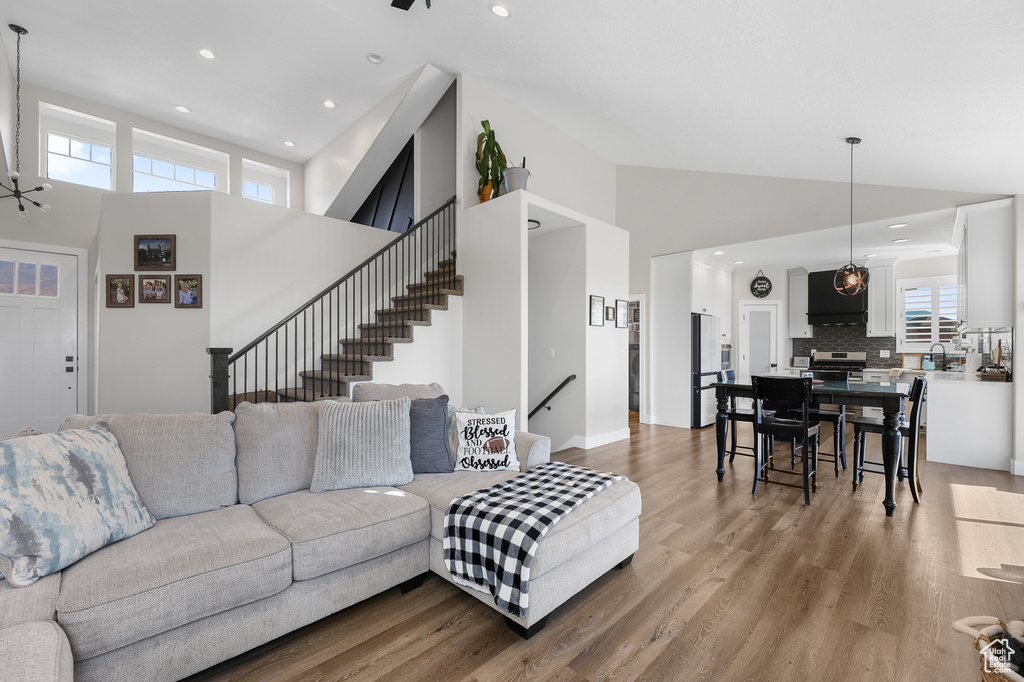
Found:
[549,348,556,358]
[880,350,890,358]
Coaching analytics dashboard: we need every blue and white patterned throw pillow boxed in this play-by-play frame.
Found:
[0,423,155,586]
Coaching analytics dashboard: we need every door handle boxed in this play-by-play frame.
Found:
[770,363,778,368]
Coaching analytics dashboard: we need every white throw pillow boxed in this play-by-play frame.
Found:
[454,409,519,472]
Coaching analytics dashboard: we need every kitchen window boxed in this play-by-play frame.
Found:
[897,275,958,353]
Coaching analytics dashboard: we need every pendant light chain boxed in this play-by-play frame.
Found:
[14,28,20,173]
[849,137,854,263]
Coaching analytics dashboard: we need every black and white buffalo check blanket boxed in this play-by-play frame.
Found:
[442,461,625,617]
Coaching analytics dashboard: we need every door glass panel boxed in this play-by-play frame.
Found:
[39,265,59,297]
[0,261,13,294]
[17,263,37,295]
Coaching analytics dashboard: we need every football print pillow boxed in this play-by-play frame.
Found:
[454,409,519,472]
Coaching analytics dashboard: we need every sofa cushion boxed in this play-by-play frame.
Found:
[351,382,445,401]
[235,401,319,504]
[0,573,60,629]
[400,471,641,580]
[410,395,454,474]
[60,412,237,520]
[0,424,155,586]
[0,621,74,682]
[252,487,429,581]
[56,505,291,660]
[311,398,414,492]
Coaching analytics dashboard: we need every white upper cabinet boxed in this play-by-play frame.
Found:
[691,259,715,314]
[956,200,1014,329]
[866,262,896,337]
[716,268,732,339]
[787,268,812,338]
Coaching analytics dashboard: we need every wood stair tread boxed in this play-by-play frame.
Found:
[338,337,412,344]
[375,303,447,314]
[391,289,461,303]
[299,370,372,381]
[322,353,394,363]
[359,320,430,329]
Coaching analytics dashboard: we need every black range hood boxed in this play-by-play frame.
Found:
[807,270,868,325]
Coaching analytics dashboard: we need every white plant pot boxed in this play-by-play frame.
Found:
[503,167,530,193]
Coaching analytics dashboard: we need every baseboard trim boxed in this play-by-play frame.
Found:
[1011,459,1024,476]
[562,428,631,451]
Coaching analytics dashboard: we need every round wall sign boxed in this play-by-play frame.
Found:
[750,271,772,298]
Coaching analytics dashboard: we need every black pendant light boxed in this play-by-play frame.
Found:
[0,24,52,215]
[834,136,868,295]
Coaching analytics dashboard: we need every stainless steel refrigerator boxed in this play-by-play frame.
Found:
[691,313,722,428]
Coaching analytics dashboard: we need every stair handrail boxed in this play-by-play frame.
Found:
[229,195,456,363]
[528,374,577,420]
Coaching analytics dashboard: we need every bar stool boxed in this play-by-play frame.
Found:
[717,369,756,462]
[848,376,927,503]
[807,370,849,476]
[751,375,820,506]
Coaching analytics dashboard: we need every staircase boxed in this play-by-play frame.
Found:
[275,258,462,403]
[208,197,458,413]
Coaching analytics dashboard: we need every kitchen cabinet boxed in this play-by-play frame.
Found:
[955,199,1014,329]
[716,268,732,339]
[866,262,895,337]
[691,259,719,315]
[787,268,812,338]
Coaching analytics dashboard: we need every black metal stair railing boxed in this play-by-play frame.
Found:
[208,196,456,412]
[528,374,577,420]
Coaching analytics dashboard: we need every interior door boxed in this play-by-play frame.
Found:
[0,247,79,434]
[738,302,779,382]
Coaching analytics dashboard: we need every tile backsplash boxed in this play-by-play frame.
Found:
[792,324,902,368]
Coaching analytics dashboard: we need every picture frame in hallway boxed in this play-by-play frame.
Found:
[134,234,176,271]
[590,295,604,326]
[175,274,202,308]
[139,275,171,303]
[106,274,134,308]
[615,299,628,328]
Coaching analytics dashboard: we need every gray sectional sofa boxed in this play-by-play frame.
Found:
[1,385,641,682]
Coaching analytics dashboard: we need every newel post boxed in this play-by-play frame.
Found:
[207,347,232,414]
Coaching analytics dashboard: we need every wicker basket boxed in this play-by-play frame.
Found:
[954,617,1024,682]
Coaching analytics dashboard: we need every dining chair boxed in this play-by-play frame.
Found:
[751,375,820,506]
[807,370,849,476]
[848,376,926,503]
[717,369,756,462]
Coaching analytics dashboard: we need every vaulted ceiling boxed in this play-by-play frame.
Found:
[2,0,1023,196]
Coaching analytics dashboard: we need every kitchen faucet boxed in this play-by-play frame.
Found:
[929,343,946,372]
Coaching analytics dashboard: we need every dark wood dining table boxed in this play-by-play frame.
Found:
[713,377,912,516]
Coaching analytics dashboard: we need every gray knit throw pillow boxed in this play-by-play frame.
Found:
[311,397,413,492]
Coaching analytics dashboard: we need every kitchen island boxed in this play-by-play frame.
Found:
[924,370,1013,471]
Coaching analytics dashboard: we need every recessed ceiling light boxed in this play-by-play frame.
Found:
[713,251,724,255]
[864,253,878,258]
[284,141,295,147]
[887,223,908,229]
[490,4,511,17]
[323,99,336,109]
[892,238,910,243]
[733,260,744,265]
[174,105,191,114]
[366,52,384,64]
[197,48,216,60]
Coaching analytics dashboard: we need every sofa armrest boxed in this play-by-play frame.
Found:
[514,431,551,471]
[0,621,74,682]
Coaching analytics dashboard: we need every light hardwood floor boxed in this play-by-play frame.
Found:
[186,422,1024,681]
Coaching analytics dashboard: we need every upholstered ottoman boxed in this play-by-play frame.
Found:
[399,468,641,638]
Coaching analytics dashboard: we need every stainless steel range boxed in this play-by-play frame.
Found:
[809,351,867,381]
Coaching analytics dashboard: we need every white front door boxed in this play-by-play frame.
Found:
[0,247,79,434]
[738,301,779,382]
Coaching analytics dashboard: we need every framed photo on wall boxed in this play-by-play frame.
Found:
[615,299,628,328]
[589,295,604,326]
[174,274,202,309]
[106,274,134,308]
[138,275,171,303]
[134,234,176,271]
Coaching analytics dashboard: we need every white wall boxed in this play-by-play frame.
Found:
[415,83,456,220]
[460,193,528,427]
[616,165,1004,297]
[649,252,693,428]
[207,192,393,353]
[356,296,463,407]
[730,265,791,365]
[457,75,616,225]
[528,225,587,451]
[96,192,212,414]
[1014,195,1024,475]
[895,255,956,279]
[583,221,630,448]
[0,28,12,175]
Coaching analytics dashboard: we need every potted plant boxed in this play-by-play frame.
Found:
[503,157,530,194]
[475,120,507,203]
